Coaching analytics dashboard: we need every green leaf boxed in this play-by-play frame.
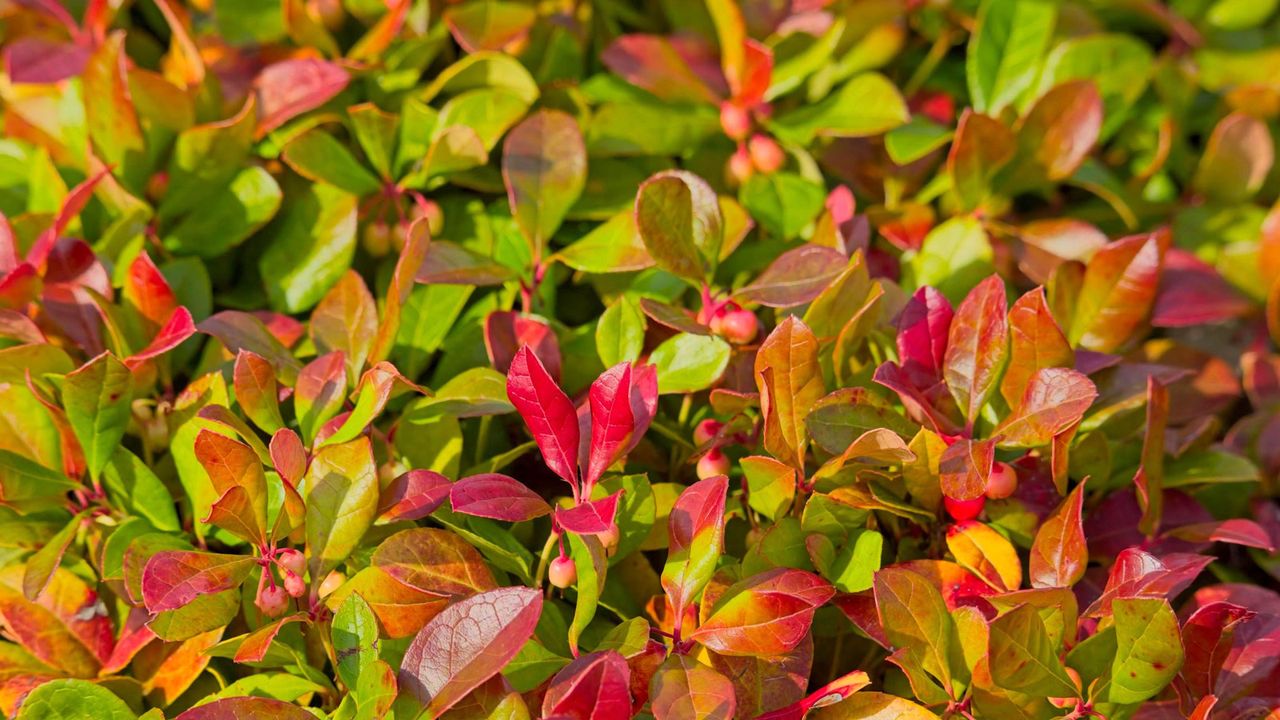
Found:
[555,211,654,274]
[566,532,606,654]
[650,333,732,394]
[635,171,724,283]
[873,566,955,690]
[738,173,825,239]
[886,117,954,165]
[1105,598,1183,705]
[102,448,181,531]
[988,604,1077,696]
[596,295,646,368]
[1164,450,1259,487]
[15,679,137,720]
[63,353,132,482]
[260,180,359,313]
[770,73,909,144]
[332,593,381,691]
[304,437,379,581]
[281,129,383,196]
[966,0,1057,115]
[908,216,994,304]
[503,110,587,257]
[161,166,283,258]
[1038,34,1152,138]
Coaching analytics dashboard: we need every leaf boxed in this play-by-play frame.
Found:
[254,58,350,137]
[741,455,798,521]
[909,217,995,304]
[176,697,317,719]
[1013,79,1102,183]
[945,520,1021,591]
[259,181,358,314]
[755,317,824,470]
[586,362,658,487]
[558,212,654,274]
[22,512,84,601]
[1193,111,1274,203]
[141,551,255,613]
[995,368,1097,448]
[1180,601,1254,699]
[398,587,543,717]
[484,311,561,381]
[63,352,132,482]
[542,650,632,720]
[771,73,909,144]
[556,492,623,535]
[198,311,302,385]
[310,270,378,382]
[567,533,608,657]
[738,174,826,240]
[445,1,537,52]
[371,528,496,597]
[332,592,381,691]
[506,345,579,487]
[450,474,551,522]
[14,679,137,720]
[736,245,847,307]
[123,251,179,331]
[1000,288,1072,406]
[873,567,955,690]
[662,476,729,622]
[1028,480,1088,589]
[939,438,995,502]
[987,604,1076,696]
[195,429,268,545]
[596,297,647,368]
[294,351,347,444]
[691,569,834,656]
[947,111,1015,212]
[84,33,147,194]
[650,655,737,720]
[378,469,452,522]
[304,437,379,582]
[966,0,1056,114]
[281,128,382,196]
[503,110,587,257]
[635,171,723,283]
[233,350,284,434]
[650,333,731,395]
[1105,597,1183,704]
[1069,232,1164,353]
[1134,377,1168,537]
[600,35,722,104]
[943,275,1008,426]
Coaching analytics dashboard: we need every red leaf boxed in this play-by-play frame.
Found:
[1082,548,1213,618]
[1028,480,1088,589]
[450,473,551,522]
[663,475,729,621]
[176,697,317,719]
[124,306,196,369]
[294,350,347,443]
[254,58,350,138]
[601,35,723,104]
[1166,519,1275,551]
[1001,287,1073,406]
[4,37,89,84]
[122,251,178,330]
[755,670,871,720]
[234,613,305,664]
[234,349,284,433]
[199,311,302,384]
[485,310,561,380]
[269,428,307,487]
[650,654,737,720]
[939,437,995,501]
[1070,231,1166,353]
[398,587,543,717]
[379,469,452,523]
[27,167,112,270]
[995,367,1098,448]
[506,345,580,488]
[1152,249,1252,327]
[690,568,835,656]
[557,491,623,535]
[586,362,658,488]
[141,551,255,613]
[896,286,953,389]
[542,650,633,720]
[1181,601,1255,698]
[943,275,1008,427]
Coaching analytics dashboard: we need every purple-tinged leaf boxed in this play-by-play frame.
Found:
[398,587,543,717]
[141,551,255,613]
[1165,519,1275,551]
[586,362,658,487]
[1152,249,1251,327]
[503,110,587,256]
[254,58,349,138]
[557,491,623,535]
[378,469,452,523]
[601,35,723,104]
[1180,601,1254,699]
[451,473,551,522]
[372,527,496,597]
[542,650,633,720]
[176,697,317,719]
[485,310,561,380]
[735,244,848,308]
[943,274,1008,426]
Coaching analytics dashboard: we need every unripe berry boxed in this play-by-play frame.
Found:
[283,569,306,598]
[725,146,754,188]
[713,310,758,344]
[697,449,730,480]
[549,555,577,588]
[748,134,785,174]
[985,462,1018,499]
[693,419,724,446]
[944,495,986,522]
[362,221,392,258]
[720,102,752,141]
[256,583,290,617]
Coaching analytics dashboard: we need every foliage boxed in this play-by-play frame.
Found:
[0,0,1277,719]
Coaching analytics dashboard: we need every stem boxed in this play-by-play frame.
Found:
[474,415,492,467]
[903,28,954,97]
[677,394,693,426]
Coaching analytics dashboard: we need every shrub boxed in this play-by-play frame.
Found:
[0,0,1277,719]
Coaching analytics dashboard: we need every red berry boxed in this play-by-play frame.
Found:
[276,548,305,576]
[283,570,306,598]
[255,583,290,617]
[944,495,986,522]
[549,555,577,588]
[697,449,730,480]
[719,102,751,140]
[748,134,785,174]
[693,419,723,446]
[725,146,754,187]
[714,310,758,344]
[985,462,1018,499]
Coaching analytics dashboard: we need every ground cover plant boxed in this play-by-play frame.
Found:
[0,0,1279,718]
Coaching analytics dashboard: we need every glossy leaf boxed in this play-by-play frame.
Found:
[304,437,379,582]
[503,110,587,256]
[63,352,132,481]
[507,345,579,487]
[690,569,834,656]
[755,317,824,470]
[943,275,1008,426]
[662,476,728,623]
[635,171,723,283]
[650,654,737,720]
[450,474,551,522]
[1029,480,1088,588]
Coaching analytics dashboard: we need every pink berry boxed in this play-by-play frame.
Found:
[944,495,986,522]
[276,548,305,576]
[719,102,751,140]
[748,134,785,174]
[549,555,577,588]
[715,310,758,345]
[697,449,730,480]
[985,462,1018,499]
[693,419,723,446]
[256,583,290,617]
[726,146,754,187]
